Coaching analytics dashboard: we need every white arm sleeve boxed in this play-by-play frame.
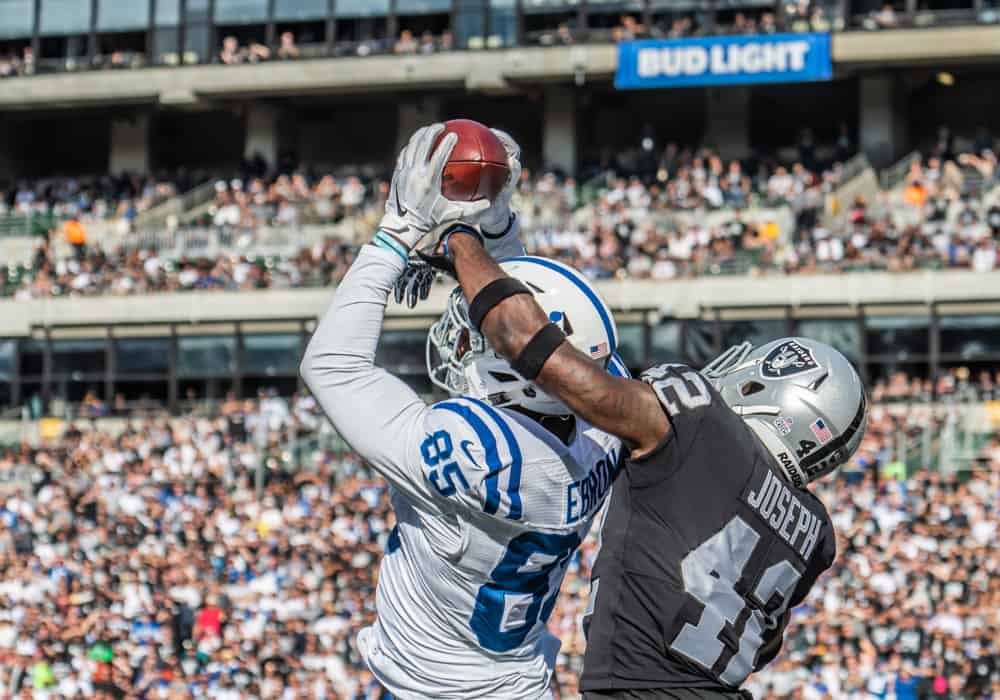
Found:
[300,245,432,506]
[485,210,526,261]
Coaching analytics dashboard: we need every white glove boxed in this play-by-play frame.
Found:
[474,128,524,260]
[378,124,490,253]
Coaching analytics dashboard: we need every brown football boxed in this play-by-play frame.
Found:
[431,119,510,202]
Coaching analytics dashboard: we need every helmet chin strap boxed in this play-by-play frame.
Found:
[508,406,576,446]
[746,417,809,488]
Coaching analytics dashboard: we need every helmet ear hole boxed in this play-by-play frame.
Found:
[741,381,765,396]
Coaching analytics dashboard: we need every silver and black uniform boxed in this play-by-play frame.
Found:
[581,364,836,695]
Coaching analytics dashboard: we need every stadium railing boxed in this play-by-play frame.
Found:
[133,178,219,229]
[880,150,922,190]
[872,398,999,474]
[0,211,56,238]
[109,222,358,260]
[822,152,879,228]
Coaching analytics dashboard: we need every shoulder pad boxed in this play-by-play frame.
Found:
[428,397,524,521]
[640,363,714,418]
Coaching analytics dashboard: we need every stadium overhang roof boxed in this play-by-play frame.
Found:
[3,27,1000,110]
[0,45,616,110]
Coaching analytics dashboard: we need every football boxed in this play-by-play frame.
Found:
[432,118,510,203]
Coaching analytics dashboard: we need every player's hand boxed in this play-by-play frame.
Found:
[393,258,435,309]
[379,124,490,251]
[392,223,484,307]
[475,128,523,260]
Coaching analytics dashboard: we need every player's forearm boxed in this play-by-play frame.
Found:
[301,245,401,380]
[449,235,668,453]
[300,245,424,456]
[450,233,549,362]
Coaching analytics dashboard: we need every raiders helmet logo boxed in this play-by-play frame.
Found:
[760,340,819,379]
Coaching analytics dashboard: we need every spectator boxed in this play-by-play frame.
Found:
[22,45,34,75]
[872,3,900,28]
[419,30,437,54]
[64,216,87,259]
[277,31,300,60]
[619,14,646,40]
[394,29,418,55]
[767,165,796,203]
[219,35,245,65]
[971,237,996,272]
[247,40,271,62]
[904,179,928,209]
[556,23,575,45]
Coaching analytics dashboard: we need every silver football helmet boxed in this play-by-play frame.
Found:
[703,337,868,488]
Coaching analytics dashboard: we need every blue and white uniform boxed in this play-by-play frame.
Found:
[301,245,623,699]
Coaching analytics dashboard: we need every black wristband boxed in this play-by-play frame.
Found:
[416,223,484,278]
[511,323,566,381]
[468,278,532,332]
[441,223,483,254]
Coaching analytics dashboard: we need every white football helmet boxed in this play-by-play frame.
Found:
[427,256,622,415]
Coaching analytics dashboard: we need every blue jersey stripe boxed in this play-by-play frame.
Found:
[434,401,503,514]
[608,353,631,378]
[466,397,523,521]
[386,525,401,554]
[505,256,617,355]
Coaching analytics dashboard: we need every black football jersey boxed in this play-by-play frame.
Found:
[581,364,836,691]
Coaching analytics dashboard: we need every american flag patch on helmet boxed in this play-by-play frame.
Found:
[810,418,833,444]
[589,342,608,358]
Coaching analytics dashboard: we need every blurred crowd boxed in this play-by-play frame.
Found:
[7,139,1000,299]
[1,238,358,298]
[518,141,1000,279]
[870,368,1000,404]
[0,390,996,699]
[0,173,201,227]
[203,169,376,231]
[0,47,35,79]
[746,465,998,700]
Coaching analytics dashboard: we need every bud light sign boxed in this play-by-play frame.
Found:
[615,33,832,89]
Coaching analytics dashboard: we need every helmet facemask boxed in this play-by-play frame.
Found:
[426,287,572,415]
[426,288,484,397]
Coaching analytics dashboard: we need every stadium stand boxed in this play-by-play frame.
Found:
[4,139,1000,301]
[3,1,1000,698]
[0,393,996,698]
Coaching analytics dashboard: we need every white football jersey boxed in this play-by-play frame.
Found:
[358,396,621,699]
[301,245,626,700]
